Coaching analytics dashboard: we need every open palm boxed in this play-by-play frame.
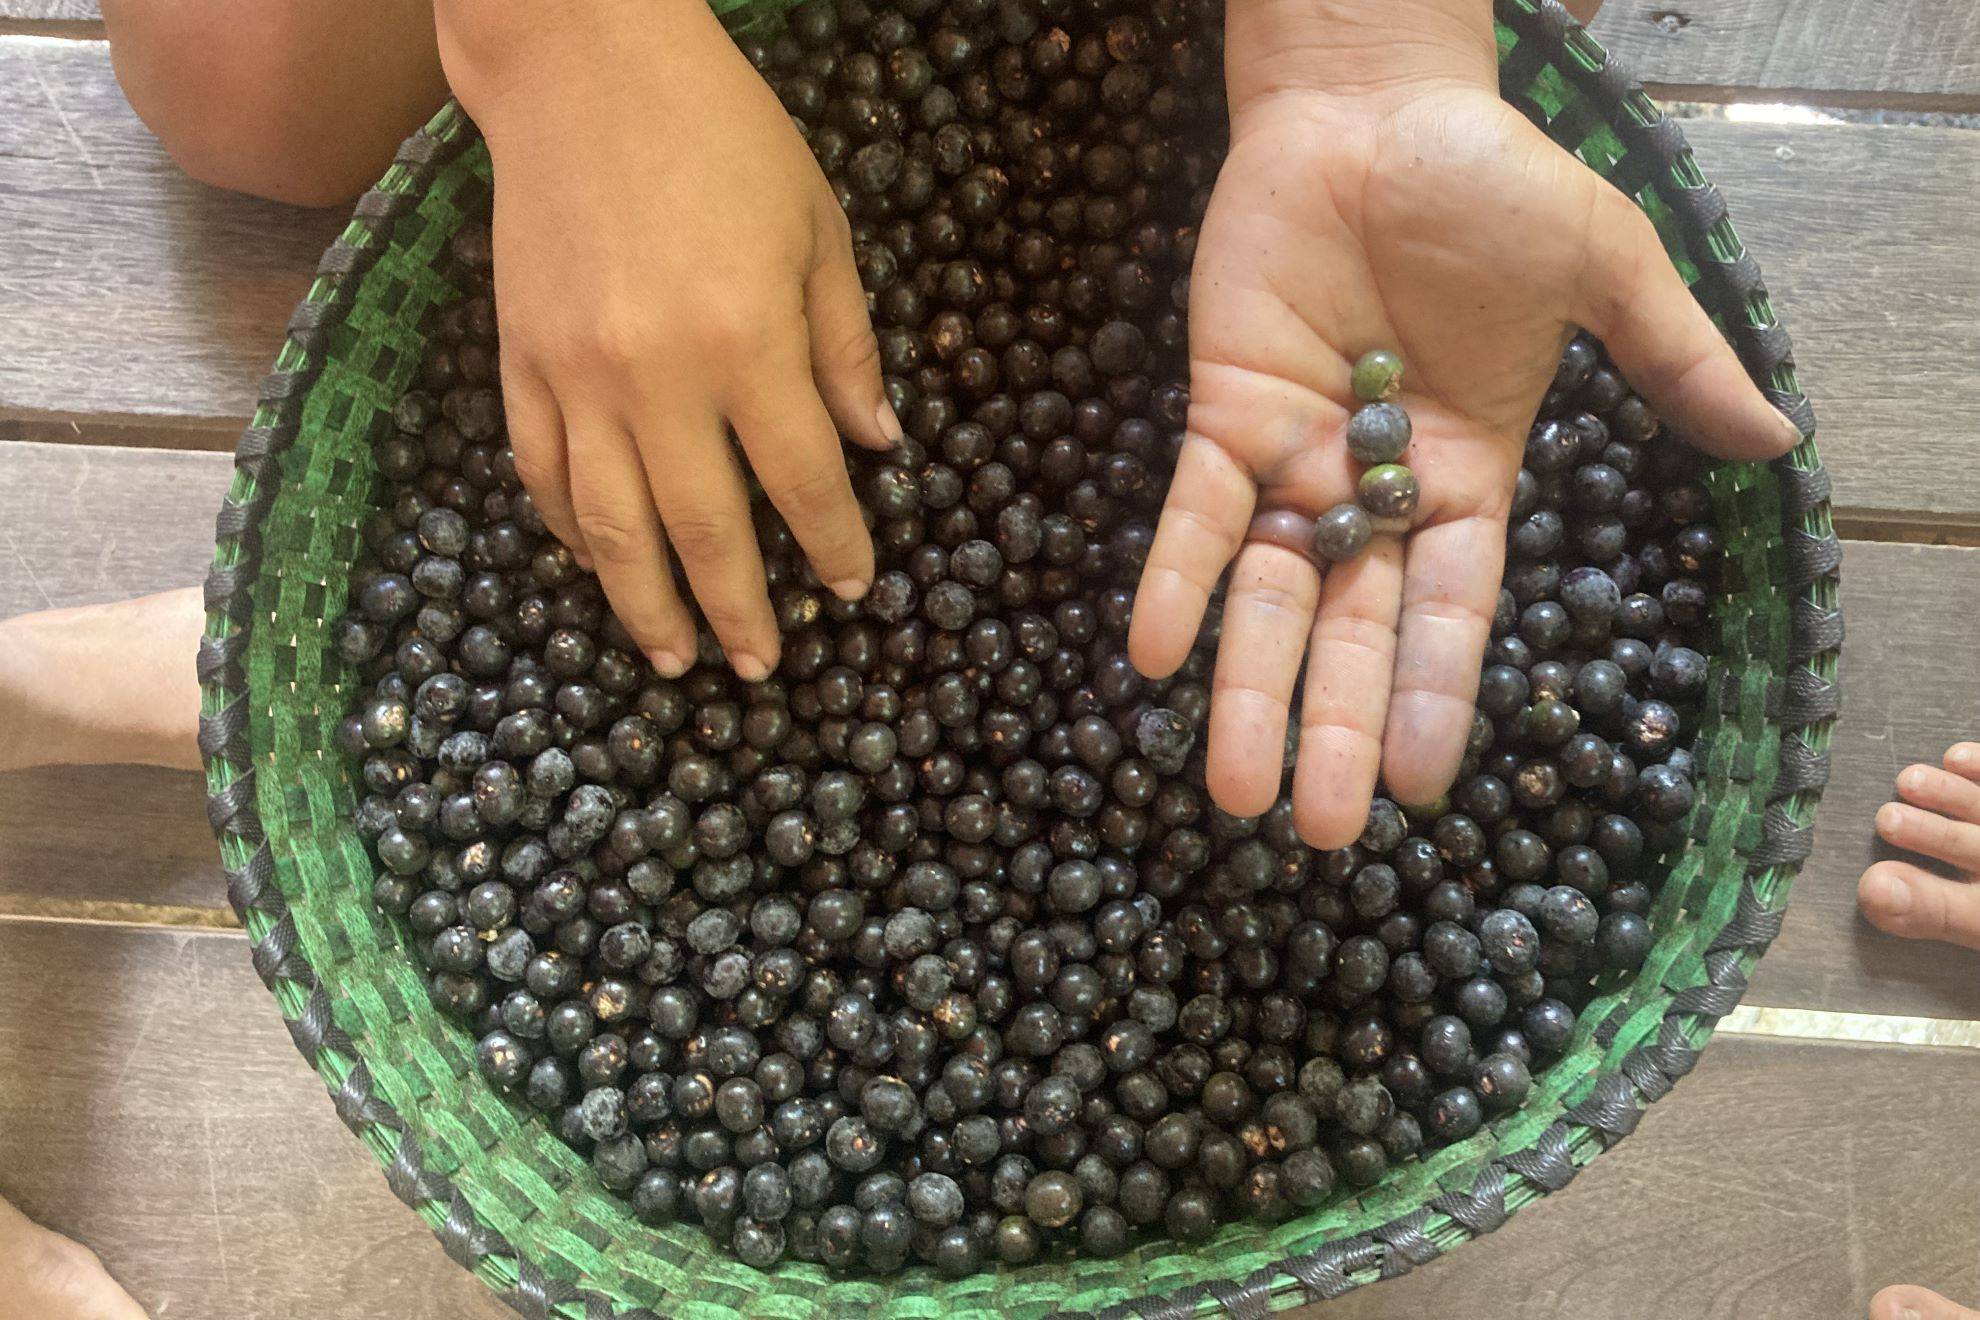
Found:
[1128,85,1798,848]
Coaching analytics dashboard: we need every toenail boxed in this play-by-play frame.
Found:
[1877,872,1913,916]
[1899,766,1927,792]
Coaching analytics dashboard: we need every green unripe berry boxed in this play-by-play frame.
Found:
[1350,348,1405,402]
[1358,464,1420,521]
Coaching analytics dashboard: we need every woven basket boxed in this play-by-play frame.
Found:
[197,2,1841,1315]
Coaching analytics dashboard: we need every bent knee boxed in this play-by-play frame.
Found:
[102,0,445,208]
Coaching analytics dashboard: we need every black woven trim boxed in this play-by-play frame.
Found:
[1053,2,1842,1314]
[195,4,1844,1315]
[193,102,662,1320]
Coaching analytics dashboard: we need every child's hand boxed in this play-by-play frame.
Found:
[437,0,898,681]
[1130,0,1802,846]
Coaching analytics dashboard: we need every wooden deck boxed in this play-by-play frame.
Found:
[1,4,1976,1317]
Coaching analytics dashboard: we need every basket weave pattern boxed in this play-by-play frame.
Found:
[196,3,1842,1315]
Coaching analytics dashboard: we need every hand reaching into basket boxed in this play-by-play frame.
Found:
[1129,0,1805,847]
[435,0,898,683]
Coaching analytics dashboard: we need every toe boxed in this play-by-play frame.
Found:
[1859,860,1980,951]
[1876,801,1980,873]
[1871,1284,1980,1320]
[1896,763,1980,824]
[1945,741,1980,784]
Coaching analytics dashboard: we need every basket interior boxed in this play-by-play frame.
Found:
[200,4,1833,1316]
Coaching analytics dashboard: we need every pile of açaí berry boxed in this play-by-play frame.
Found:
[331,0,1720,1277]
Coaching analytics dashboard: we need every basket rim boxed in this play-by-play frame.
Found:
[195,2,1842,1316]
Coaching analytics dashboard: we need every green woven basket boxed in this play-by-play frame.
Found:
[197,2,1841,1315]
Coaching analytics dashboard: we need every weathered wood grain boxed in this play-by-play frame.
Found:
[1591,0,1980,108]
[0,918,1971,1319]
[1679,118,1980,529]
[9,0,1980,106]
[3,444,1977,1014]
[0,37,345,432]
[0,765,223,911]
[2,37,1979,523]
[1308,1035,1980,1318]
[0,441,232,618]
[0,442,231,911]
[1742,540,1980,1019]
[0,0,99,19]
[0,922,512,1320]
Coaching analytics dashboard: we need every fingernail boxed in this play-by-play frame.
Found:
[829,578,869,602]
[875,400,904,446]
[1878,872,1913,917]
[648,649,688,679]
[1773,409,1803,450]
[732,654,772,683]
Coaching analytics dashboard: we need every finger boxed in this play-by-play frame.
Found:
[1294,535,1405,848]
[1896,762,1980,826]
[1572,186,1802,462]
[1870,1285,1980,1320]
[1206,543,1321,818]
[1129,435,1256,680]
[563,414,696,676]
[1860,861,1980,952]
[806,202,900,451]
[503,362,590,568]
[639,406,781,681]
[1876,801,1980,874]
[729,333,875,600]
[1944,741,1980,785]
[1382,513,1507,806]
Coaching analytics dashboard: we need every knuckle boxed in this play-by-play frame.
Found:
[573,506,645,564]
[818,201,854,248]
[833,326,883,381]
[775,464,855,524]
[589,314,660,373]
[509,443,561,498]
[661,508,736,563]
[696,306,767,360]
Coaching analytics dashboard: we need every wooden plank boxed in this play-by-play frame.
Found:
[0,37,345,433]
[1590,0,1980,109]
[0,922,512,1320]
[0,765,224,912]
[0,441,232,618]
[13,0,1974,106]
[0,0,99,19]
[1308,1032,1980,1318]
[1680,119,1980,531]
[1741,540,1980,1019]
[0,442,232,912]
[2,42,1979,529]
[0,919,1971,1319]
[3,445,1978,1015]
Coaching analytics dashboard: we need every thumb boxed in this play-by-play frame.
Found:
[1570,185,1802,462]
[806,202,902,453]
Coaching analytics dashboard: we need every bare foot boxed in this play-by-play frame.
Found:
[0,1197,147,1320]
[1871,1285,1980,1320]
[1857,742,1980,949]
[0,588,204,774]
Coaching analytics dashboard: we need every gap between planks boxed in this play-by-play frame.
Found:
[0,894,240,931]
[11,896,1980,1049]
[1647,80,1980,114]
[0,17,98,38]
